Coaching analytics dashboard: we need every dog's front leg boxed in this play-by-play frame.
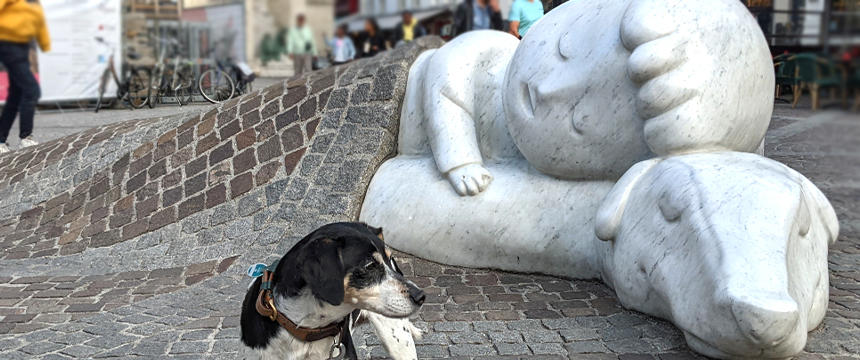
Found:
[366,312,421,360]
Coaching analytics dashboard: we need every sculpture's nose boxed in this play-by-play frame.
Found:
[731,296,799,346]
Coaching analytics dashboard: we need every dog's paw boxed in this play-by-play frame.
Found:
[406,320,423,340]
[446,163,493,196]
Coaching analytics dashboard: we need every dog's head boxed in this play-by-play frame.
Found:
[594,153,838,358]
[292,222,425,318]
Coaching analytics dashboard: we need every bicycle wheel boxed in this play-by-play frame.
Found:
[198,69,235,104]
[174,66,194,106]
[127,68,150,109]
[148,65,163,109]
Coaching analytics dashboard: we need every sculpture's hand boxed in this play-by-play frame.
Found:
[446,163,493,196]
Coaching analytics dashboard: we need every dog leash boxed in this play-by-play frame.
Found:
[254,260,347,343]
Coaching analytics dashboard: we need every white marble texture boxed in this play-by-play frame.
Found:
[595,153,838,358]
[360,0,838,358]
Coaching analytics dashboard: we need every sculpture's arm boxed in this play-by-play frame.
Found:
[425,87,493,196]
[425,87,483,173]
[419,31,517,196]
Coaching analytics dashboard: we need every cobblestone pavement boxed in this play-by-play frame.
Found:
[0,78,284,150]
[0,37,858,359]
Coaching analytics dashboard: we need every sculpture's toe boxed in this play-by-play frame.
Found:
[731,296,799,347]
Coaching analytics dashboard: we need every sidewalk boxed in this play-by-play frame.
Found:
[0,78,284,149]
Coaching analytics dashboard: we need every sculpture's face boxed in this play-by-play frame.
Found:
[504,0,775,179]
[504,0,650,180]
[597,154,837,358]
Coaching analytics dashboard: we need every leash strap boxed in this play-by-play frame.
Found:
[254,263,345,342]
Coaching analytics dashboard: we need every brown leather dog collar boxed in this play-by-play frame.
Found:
[255,268,345,342]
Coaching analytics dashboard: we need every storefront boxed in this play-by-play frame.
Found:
[744,0,860,51]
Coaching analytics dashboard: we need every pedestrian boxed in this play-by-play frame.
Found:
[287,14,316,76]
[508,0,544,39]
[393,10,426,46]
[453,0,503,36]
[0,0,50,153]
[360,18,386,58]
[326,25,356,66]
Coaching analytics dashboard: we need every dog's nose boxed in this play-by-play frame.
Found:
[731,296,799,346]
[408,286,425,305]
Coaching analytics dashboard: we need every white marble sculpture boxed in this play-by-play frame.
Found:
[360,0,839,358]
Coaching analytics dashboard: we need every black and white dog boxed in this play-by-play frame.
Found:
[241,222,425,360]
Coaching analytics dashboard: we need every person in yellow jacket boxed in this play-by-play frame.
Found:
[0,0,50,153]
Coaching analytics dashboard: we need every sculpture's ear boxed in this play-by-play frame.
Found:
[595,158,661,241]
[799,176,839,245]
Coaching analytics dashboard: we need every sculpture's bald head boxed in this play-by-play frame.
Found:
[504,0,773,180]
[504,0,649,180]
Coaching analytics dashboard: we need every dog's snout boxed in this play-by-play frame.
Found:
[407,286,425,305]
[731,296,799,346]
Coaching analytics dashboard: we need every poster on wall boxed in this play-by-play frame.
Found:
[182,4,246,63]
[36,0,122,102]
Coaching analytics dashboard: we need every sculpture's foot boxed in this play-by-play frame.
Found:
[360,156,615,279]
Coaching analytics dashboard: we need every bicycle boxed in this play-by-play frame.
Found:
[198,57,236,104]
[147,38,197,108]
[170,56,196,106]
[94,37,149,112]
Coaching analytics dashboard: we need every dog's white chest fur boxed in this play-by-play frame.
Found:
[257,328,335,360]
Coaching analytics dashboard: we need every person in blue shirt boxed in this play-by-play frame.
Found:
[508,0,544,38]
[326,25,356,66]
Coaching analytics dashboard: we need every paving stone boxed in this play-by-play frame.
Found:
[170,340,210,354]
[20,341,64,355]
[450,344,497,356]
[496,343,531,356]
[567,340,610,354]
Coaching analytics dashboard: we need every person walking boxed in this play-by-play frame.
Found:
[453,0,503,36]
[508,0,544,39]
[287,14,317,76]
[0,0,50,153]
[360,18,386,58]
[393,11,426,46]
[326,25,356,66]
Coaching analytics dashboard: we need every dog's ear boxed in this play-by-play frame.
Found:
[799,175,839,244]
[365,224,384,240]
[595,158,661,241]
[302,238,346,305]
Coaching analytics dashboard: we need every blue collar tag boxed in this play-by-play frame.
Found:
[247,263,267,278]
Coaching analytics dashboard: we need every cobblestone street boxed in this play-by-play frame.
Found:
[0,39,858,359]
